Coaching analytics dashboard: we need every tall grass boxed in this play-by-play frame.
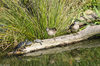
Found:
[0,0,91,50]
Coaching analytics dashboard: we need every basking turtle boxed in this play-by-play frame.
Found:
[26,41,33,45]
[34,39,43,45]
[13,40,32,53]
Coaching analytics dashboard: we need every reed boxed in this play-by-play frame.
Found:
[0,0,92,50]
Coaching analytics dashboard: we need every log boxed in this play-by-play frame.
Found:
[23,25,100,54]
[23,38,100,56]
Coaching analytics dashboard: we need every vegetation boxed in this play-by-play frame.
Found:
[0,0,100,66]
[0,0,92,51]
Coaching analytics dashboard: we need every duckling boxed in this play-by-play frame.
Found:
[84,9,99,22]
[70,22,80,32]
[46,27,57,40]
[84,9,94,15]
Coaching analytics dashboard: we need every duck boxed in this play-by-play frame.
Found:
[70,22,80,33]
[46,27,57,40]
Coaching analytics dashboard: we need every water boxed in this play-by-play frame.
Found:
[0,36,100,66]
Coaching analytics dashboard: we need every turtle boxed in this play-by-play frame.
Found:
[13,39,33,53]
[34,39,43,45]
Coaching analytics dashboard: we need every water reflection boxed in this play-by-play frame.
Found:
[0,36,100,66]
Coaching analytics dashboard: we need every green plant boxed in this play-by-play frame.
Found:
[0,0,91,50]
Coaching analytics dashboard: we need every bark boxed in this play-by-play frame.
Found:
[23,25,100,54]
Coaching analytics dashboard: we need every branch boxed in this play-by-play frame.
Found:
[23,25,100,53]
[24,38,100,56]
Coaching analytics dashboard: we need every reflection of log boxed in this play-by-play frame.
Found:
[23,25,100,54]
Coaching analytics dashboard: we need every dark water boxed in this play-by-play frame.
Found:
[0,36,100,66]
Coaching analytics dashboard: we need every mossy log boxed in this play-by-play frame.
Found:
[23,25,100,54]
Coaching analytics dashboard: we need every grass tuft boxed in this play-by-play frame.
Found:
[0,0,91,50]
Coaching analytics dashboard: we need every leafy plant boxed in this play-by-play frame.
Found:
[0,0,91,50]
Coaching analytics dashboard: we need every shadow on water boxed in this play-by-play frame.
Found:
[0,36,100,66]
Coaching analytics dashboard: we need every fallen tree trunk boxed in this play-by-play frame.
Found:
[23,25,100,53]
[24,38,100,56]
